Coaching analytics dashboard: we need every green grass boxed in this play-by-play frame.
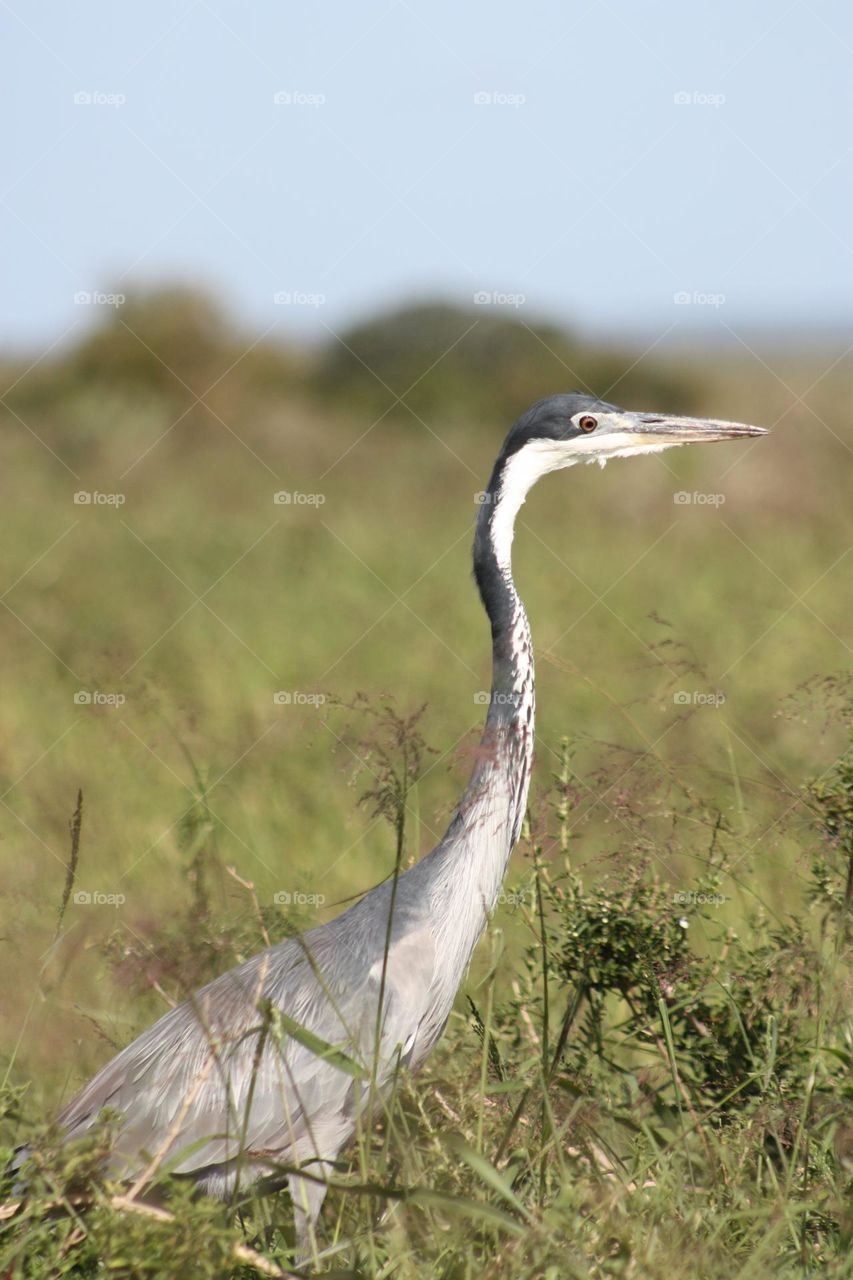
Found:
[1,292,851,1275]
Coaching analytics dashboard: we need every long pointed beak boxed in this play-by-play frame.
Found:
[628,413,768,443]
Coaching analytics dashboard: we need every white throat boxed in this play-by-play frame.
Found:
[489,443,570,570]
[489,434,676,569]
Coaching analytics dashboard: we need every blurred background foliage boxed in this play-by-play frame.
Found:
[0,282,850,1077]
[0,285,850,1274]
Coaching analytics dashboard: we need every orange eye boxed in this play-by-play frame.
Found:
[578,415,597,433]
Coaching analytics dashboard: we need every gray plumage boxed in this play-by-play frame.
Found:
[38,394,766,1243]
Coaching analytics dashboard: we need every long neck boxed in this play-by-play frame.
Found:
[468,450,536,848]
[425,450,538,944]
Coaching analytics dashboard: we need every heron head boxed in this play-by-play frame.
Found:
[500,391,768,473]
[479,392,768,569]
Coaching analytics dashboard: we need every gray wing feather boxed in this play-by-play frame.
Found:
[58,880,438,1183]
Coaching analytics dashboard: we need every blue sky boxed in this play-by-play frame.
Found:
[3,0,851,349]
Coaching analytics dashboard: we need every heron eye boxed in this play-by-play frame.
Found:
[578,415,597,433]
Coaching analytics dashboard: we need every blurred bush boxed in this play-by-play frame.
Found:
[1,287,706,452]
[0,285,308,453]
[312,299,703,424]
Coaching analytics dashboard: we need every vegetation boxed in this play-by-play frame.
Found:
[1,287,850,1275]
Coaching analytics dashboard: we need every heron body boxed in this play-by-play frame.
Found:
[46,393,766,1241]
